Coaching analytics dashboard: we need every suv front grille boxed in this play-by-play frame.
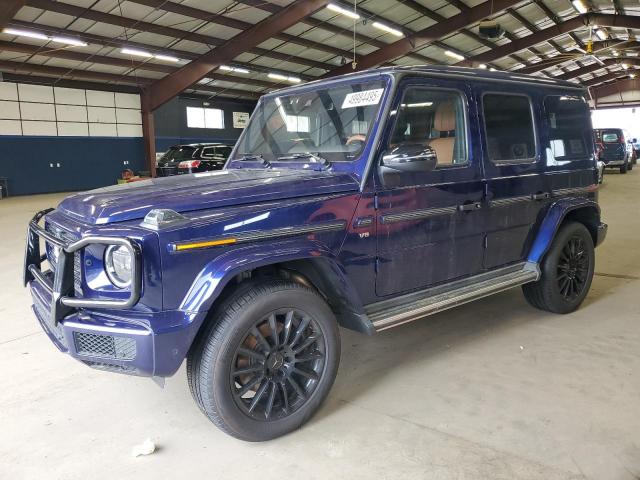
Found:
[74,332,137,360]
[44,223,82,296]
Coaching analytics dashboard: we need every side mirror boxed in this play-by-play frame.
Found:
[632,138,637,143]
[380,144,438,173]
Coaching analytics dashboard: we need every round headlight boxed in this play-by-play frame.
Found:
[105,245,132,288]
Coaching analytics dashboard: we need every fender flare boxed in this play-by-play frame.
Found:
[527,198,601,264]
[179,238,374,334]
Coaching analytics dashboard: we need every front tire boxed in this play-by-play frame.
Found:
[620,161,628,174]
[523,222,595,314]
[187,280,341,441]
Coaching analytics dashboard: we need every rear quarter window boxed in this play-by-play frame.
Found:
[544,95,592,160]
[483,93,536,163]
[602,133,620,143]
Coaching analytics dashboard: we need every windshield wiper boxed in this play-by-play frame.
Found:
[234,154,270,166]
[275,153,331,168]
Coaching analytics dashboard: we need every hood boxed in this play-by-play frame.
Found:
[57,168,360,225]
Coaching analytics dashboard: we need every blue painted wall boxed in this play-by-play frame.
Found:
[0,136,145,196]
[154,95,256,152]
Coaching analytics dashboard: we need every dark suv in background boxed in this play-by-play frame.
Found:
[156,143,233,176]
[594,128,635,173]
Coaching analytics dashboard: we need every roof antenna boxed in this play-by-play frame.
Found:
[352,0,358,69]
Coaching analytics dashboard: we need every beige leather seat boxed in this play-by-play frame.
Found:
[428,102,456,165]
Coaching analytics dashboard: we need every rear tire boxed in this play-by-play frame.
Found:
[620,162,628,174]
[187,279,341,441]
[523,222,594,314]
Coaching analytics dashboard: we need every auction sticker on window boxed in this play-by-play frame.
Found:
[342,89,384,109]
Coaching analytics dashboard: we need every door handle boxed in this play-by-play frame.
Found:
[458,202,482,212]
[531,192,550,201]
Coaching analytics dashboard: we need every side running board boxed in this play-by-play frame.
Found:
[366,262,540,332]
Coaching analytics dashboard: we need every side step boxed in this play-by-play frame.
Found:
[366,262,539,332]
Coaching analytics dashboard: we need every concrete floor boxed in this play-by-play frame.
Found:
[1,171,639,480]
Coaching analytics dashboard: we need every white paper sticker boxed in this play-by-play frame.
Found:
[232,111,250,129]
[341,89,384,109]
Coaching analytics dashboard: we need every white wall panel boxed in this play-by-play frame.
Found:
[54,87,86,105]
[89,123,117,136]
[88,106,116,123]
[22,121,57,136]
[56,104,88,122]
[115,92,140,109]
[20,102,56,121]
[0,82,18,101]
[86,90,115,107]
[18,84,54,103]
[0,101,21,120]
[0,119,22,135]
[116,108,141,124]
[57,122,89,136]
[117,124,143,137]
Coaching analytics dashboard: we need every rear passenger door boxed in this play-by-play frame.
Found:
[375,79,485,297]
[479,89,549,269]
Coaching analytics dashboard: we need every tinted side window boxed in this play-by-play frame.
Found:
[389,88,468,167]
[215,146,232,158]
[544,95,591,160]
[201,147,215,157]
[483,94,536,162]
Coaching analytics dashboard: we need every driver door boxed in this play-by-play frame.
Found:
[375,79,485,297]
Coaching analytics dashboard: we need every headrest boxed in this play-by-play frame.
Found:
[434,102,455,132]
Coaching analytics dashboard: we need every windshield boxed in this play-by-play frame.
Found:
[233,80,386,162]
[161,146,198,162]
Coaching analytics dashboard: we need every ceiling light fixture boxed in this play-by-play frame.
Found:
[444,50,465,61]
[198,78,213,84]
[489,67,498,72]
[3,28,49,41]
[622,63,629,70]
[219,65,250,74]
[571,0,588,14]
[612,49,619,57]
[154,54,180,62]
[268,73,301,83]
[478,63,488,69]
[326,3,360,20]
[631,73,637,79]
[50,36,88,47]
[121,48,153,58]
[594,28,608,40]
[372,22,403,37]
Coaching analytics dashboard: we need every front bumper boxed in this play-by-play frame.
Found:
[29,279,204,376]
[25,209,199,377]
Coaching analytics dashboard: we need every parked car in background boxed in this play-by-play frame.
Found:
[630,138,640,163]
[593,128,634,173]
[25,66,607,441]
[156,143,233,176]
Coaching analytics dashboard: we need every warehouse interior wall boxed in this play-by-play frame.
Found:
[153,94,256,153]
[0,81,144,196]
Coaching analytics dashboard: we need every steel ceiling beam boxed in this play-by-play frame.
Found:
[554,58,640,81]
[225,0,440,66]
[142,0,332,112]
[0,40,175,74]
[592,78,640,102]
[460,14,640,66]
[324,0,529,77]
[582,70,639,88]
[0,72,141,93]
[0,59,153,85]
[0,0,26,30]
[25,0,339,71]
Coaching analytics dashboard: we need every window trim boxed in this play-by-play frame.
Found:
[384,85,470,170]
[481,91,538,165]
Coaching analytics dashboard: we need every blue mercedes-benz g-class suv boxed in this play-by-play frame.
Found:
[25,66,607,441]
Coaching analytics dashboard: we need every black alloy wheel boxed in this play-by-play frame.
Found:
[230,308,326,421]
[556,235,590,301]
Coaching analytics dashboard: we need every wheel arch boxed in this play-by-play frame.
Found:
[181,240,374,345]
[528,198,601,264]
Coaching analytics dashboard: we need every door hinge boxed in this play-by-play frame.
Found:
[374,257,380,273]
[373,194,379,210]
[484,236,488,249]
